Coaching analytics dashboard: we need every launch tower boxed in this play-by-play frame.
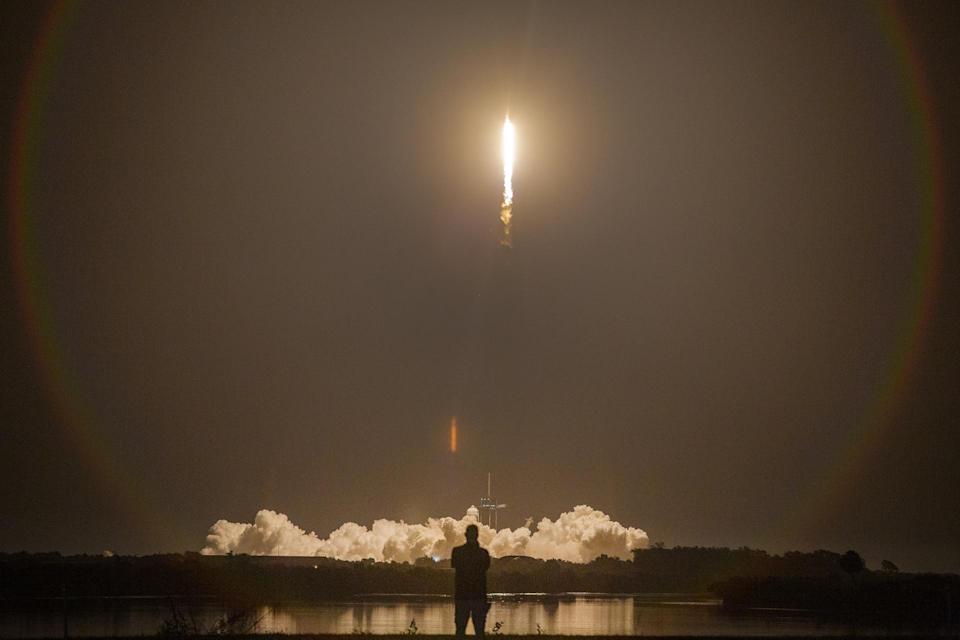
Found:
[479,472,507,529]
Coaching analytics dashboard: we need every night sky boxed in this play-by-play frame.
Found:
[1,1,958,572]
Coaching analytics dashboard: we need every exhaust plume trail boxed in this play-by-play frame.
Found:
[202,505,648,564]
[500,116,515,247]
[450,416,458,453]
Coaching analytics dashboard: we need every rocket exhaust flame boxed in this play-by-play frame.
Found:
[502,116,515,207]
[450,416,458,453]
[500,116,515,247]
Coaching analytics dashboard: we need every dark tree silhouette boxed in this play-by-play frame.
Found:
[839,550,865,576]
[880,559,899,573]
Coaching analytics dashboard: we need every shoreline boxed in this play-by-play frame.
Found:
[55,636,949,640]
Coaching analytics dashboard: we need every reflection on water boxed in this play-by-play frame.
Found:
[0,594,951,637]
[257,595,650,635]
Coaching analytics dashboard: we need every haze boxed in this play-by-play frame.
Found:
[1,1,958,573]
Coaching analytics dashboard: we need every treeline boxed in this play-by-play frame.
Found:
[0,553,447,601]
[716,574,960,626]
[0,547,953,607]
[628,546,855,590]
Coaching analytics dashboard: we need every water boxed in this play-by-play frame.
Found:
[0,594,950,637]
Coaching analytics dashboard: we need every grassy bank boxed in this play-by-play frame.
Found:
[79,636,938,640]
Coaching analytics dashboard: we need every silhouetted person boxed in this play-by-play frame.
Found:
[451,524,490,636]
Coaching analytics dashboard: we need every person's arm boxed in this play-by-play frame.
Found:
[482,550,490,571]
[451,547,459,569]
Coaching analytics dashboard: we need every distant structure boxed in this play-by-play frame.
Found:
[478,472,507,529]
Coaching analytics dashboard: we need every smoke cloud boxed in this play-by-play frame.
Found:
[202,505,648,563]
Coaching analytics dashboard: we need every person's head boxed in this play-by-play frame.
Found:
[465,524,479,542]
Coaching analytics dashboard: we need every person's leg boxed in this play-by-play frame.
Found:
[470,599,488,637]
[454,600,469,636]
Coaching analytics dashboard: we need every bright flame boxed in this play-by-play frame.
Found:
[450,416,458,453]
[501,116,515,207]
[500,116,515,247]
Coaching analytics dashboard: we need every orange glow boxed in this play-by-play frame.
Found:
[450,417,458,453]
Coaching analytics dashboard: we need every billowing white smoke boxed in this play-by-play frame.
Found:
[202,505,648,564]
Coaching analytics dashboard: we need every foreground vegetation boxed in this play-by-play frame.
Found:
[71,636,946,640]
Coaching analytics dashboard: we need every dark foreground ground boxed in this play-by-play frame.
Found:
[84,635,954,640]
